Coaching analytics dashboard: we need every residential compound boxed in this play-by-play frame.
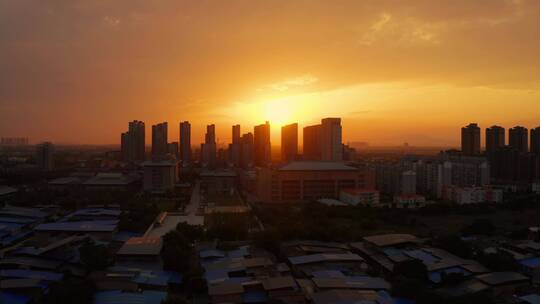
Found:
[376,150,491,201]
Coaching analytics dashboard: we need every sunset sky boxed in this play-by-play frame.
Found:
[1,0,540,146]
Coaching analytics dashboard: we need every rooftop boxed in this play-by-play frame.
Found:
[83,173,138,186]
[141,160,178,167]
[200,170,237,177]
[0,186,17,196]
[0,206,51,219]
[93,290,167,304]
[279,161,357,171]
[475,272,528,286]
[117,237,163,256]
[35,220,118,232]
[0,269,64,281]
[67,208,121,218]
[288,253,363,265]
[363,234,420,247]
[341,188,379,195]
[208,281,244,296]
[262,276,297,290]
[48,177,82,185]
[312,276,390,290]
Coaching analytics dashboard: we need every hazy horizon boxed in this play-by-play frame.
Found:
[2,1,540,146]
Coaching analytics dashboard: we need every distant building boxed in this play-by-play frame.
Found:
[151,122,168,159]
[232,124,241,144]
[321,118,343,161]
[488,146,538,183]
[254,121,271,167]
[281,123,298,163]
[531,127,540,155]
[486,125,505,153]
[461,123,481,156]
[240,132,254,168]
[1,137,28,146]
[340,189,380,206]
[342,144,357,161]
[444,186,503,205]
[393,194,426,208]
[229,125,242,167]
[379,152,491,199]
[121,120,145,162]
[201,124,217,167]
[401,170,417,195]
[167,142,179,159]
[142,160,179,192]
[303,124,322,161]
[256,161,375,203]
[83,173,139,191]
[35,142,54,171]
[200,170,237,196]
[179,121,192,165]
[509,126,529,153]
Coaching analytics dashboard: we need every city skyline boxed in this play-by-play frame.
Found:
[1,1,540,146]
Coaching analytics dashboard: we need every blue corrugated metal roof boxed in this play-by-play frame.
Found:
[200,249,226,259]
[0,269,64,281]
[243,290,268,303]
[0,222,23,232]
[94,290,167,304]
[36,220,118,232]
[289,253,363,265]
[521,294,540,304]
[520,257,540,268]
[132,271,183,287]
[0,217,36,224]
[312,270,346,278]
[204,269,230,284]
[429,266,471,284]
[0,292,32,304]
[1,231,32,247]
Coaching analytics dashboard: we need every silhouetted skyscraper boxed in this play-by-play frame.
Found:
[240,132,254,168]
[179,121,191,164]
[36,142,54,171]
[461,123,481,156]
[230,125,241,167]
[531,127,540,155]
[254,121,271,167]
[486,125,505,153]
[321,118,343,161]
[201,124,217,167]
[152,122,168,159]
[509,126,528,153]
[168,142,179,159]
[303,124,322,160]
[232,124,241,144]
[281,123,298,163]
[121,120,145,162]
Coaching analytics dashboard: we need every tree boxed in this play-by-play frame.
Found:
[477,250,519,272]
[43,278,95,304]
[79,243,109,271]
[393,259,428,281]
[433,235,473,259]
[161,230,191,272]
[461,219,495,236]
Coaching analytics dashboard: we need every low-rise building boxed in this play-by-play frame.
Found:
[83,173,139,191]
[142,160,179,193]
[393,194,426,208]
[339,189,380,206]
[444,186,503,204]
[256,161,375,203]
